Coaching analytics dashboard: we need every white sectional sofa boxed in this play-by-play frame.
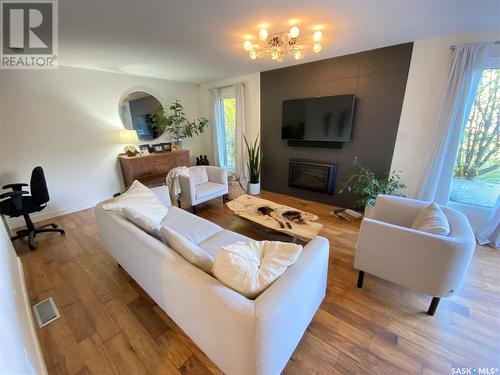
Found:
[95,186,329,375]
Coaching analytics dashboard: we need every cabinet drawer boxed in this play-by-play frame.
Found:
[130,158,151,177]
[174,152,189,166]
[150,156,175,174]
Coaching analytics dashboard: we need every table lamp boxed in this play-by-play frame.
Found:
[119,129,139,156]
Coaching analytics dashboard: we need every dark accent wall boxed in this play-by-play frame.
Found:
[260,43,413,208]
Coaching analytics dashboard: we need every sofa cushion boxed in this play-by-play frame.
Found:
[150,185,172,207]
[160,206,222,244]
[160,226,214,273]
[212,241,303,298]
[190,166,209,186]
[102,180,168,223]
[199,230,254,258]
[123,207,161,240]
[411,202,450,236]
[196,182,226,200]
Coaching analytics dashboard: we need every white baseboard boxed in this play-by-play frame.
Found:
[6,201,101,230]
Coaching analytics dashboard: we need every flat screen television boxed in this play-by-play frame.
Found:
[281,94,355,142]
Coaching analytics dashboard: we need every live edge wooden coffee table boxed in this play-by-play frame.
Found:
[226,194,323,242]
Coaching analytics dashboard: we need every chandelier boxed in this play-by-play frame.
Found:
[243,25,323,62]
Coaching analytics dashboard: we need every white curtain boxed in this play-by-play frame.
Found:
[209,88,224,167]
[235,83,249,189]
[478,197,500,249]
[416,42,493,204]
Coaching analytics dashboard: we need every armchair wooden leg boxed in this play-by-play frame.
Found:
[427,297,440,316]
[357,271,365,288]
[192,205,197,214]
[177,200,181,208]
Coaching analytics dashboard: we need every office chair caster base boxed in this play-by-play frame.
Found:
[11,226,65,251]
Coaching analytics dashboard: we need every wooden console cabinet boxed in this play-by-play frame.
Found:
[118,150,190,188]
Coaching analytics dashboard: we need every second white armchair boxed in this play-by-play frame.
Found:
[178,166,228,213]
[355,195,476,315]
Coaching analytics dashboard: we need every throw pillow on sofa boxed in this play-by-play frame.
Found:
[160,226,214,273]
[123,207,161,240]
[212,241,303,298]
[411,202,450,236]
[103,180,168,223]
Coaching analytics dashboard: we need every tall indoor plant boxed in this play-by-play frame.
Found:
[339,157,406,216]
[152,100,209,151]
[244,134,261,195]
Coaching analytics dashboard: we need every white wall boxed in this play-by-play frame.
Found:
[391,31,500,198]
[0,66,209,226]
[0,223,47,374]
[198,73,260,163]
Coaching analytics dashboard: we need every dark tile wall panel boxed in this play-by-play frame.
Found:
[260,43,413,208]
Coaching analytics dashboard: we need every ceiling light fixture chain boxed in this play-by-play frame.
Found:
[243,25,323,62]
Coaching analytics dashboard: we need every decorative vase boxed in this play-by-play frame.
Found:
[172,141,182,152]
[247,182,261,196]
[364,201,375,218]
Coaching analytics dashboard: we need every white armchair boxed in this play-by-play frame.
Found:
[355,195,476,315]
[178,166,228,213]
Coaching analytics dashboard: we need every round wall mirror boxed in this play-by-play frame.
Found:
[119,91,164,141]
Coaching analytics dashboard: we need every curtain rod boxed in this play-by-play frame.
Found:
[450,40,500,50]
[207,82,245,91]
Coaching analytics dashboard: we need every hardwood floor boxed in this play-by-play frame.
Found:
[15,191,500,374]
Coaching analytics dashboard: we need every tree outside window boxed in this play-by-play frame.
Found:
[221,97,236,169]
[450,68,500,207]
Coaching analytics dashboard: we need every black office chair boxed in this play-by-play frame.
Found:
[0,166,65,250]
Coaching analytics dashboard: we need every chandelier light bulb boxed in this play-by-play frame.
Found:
[259,28,269,40]
[243,40,252,51]
[249,50,258,59]
[294,49,303,60]
[313,43,322,53]
[312,30,322,42]
[271,50,278,60]
[289,26,300,38]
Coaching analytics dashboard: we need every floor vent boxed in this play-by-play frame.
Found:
[33,297,60,328]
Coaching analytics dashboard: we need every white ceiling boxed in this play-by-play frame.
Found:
[59,0,500,83]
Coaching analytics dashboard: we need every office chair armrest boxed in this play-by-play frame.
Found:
[0,190,28,199]
[2,183,28,191]
[0,190,28,211]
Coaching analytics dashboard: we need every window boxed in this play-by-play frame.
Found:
[220,97,236,169]
[449,68,500,208]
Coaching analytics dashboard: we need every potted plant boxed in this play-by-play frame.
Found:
[244,134,261,195]
[339,157,406,217]
[152,100,209,151]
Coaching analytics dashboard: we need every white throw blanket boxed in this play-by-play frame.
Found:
[212,241,303,298]
[165,166,190,200]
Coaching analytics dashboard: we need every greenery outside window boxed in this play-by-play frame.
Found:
[450,68,500,208]
[220,96,236,170]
